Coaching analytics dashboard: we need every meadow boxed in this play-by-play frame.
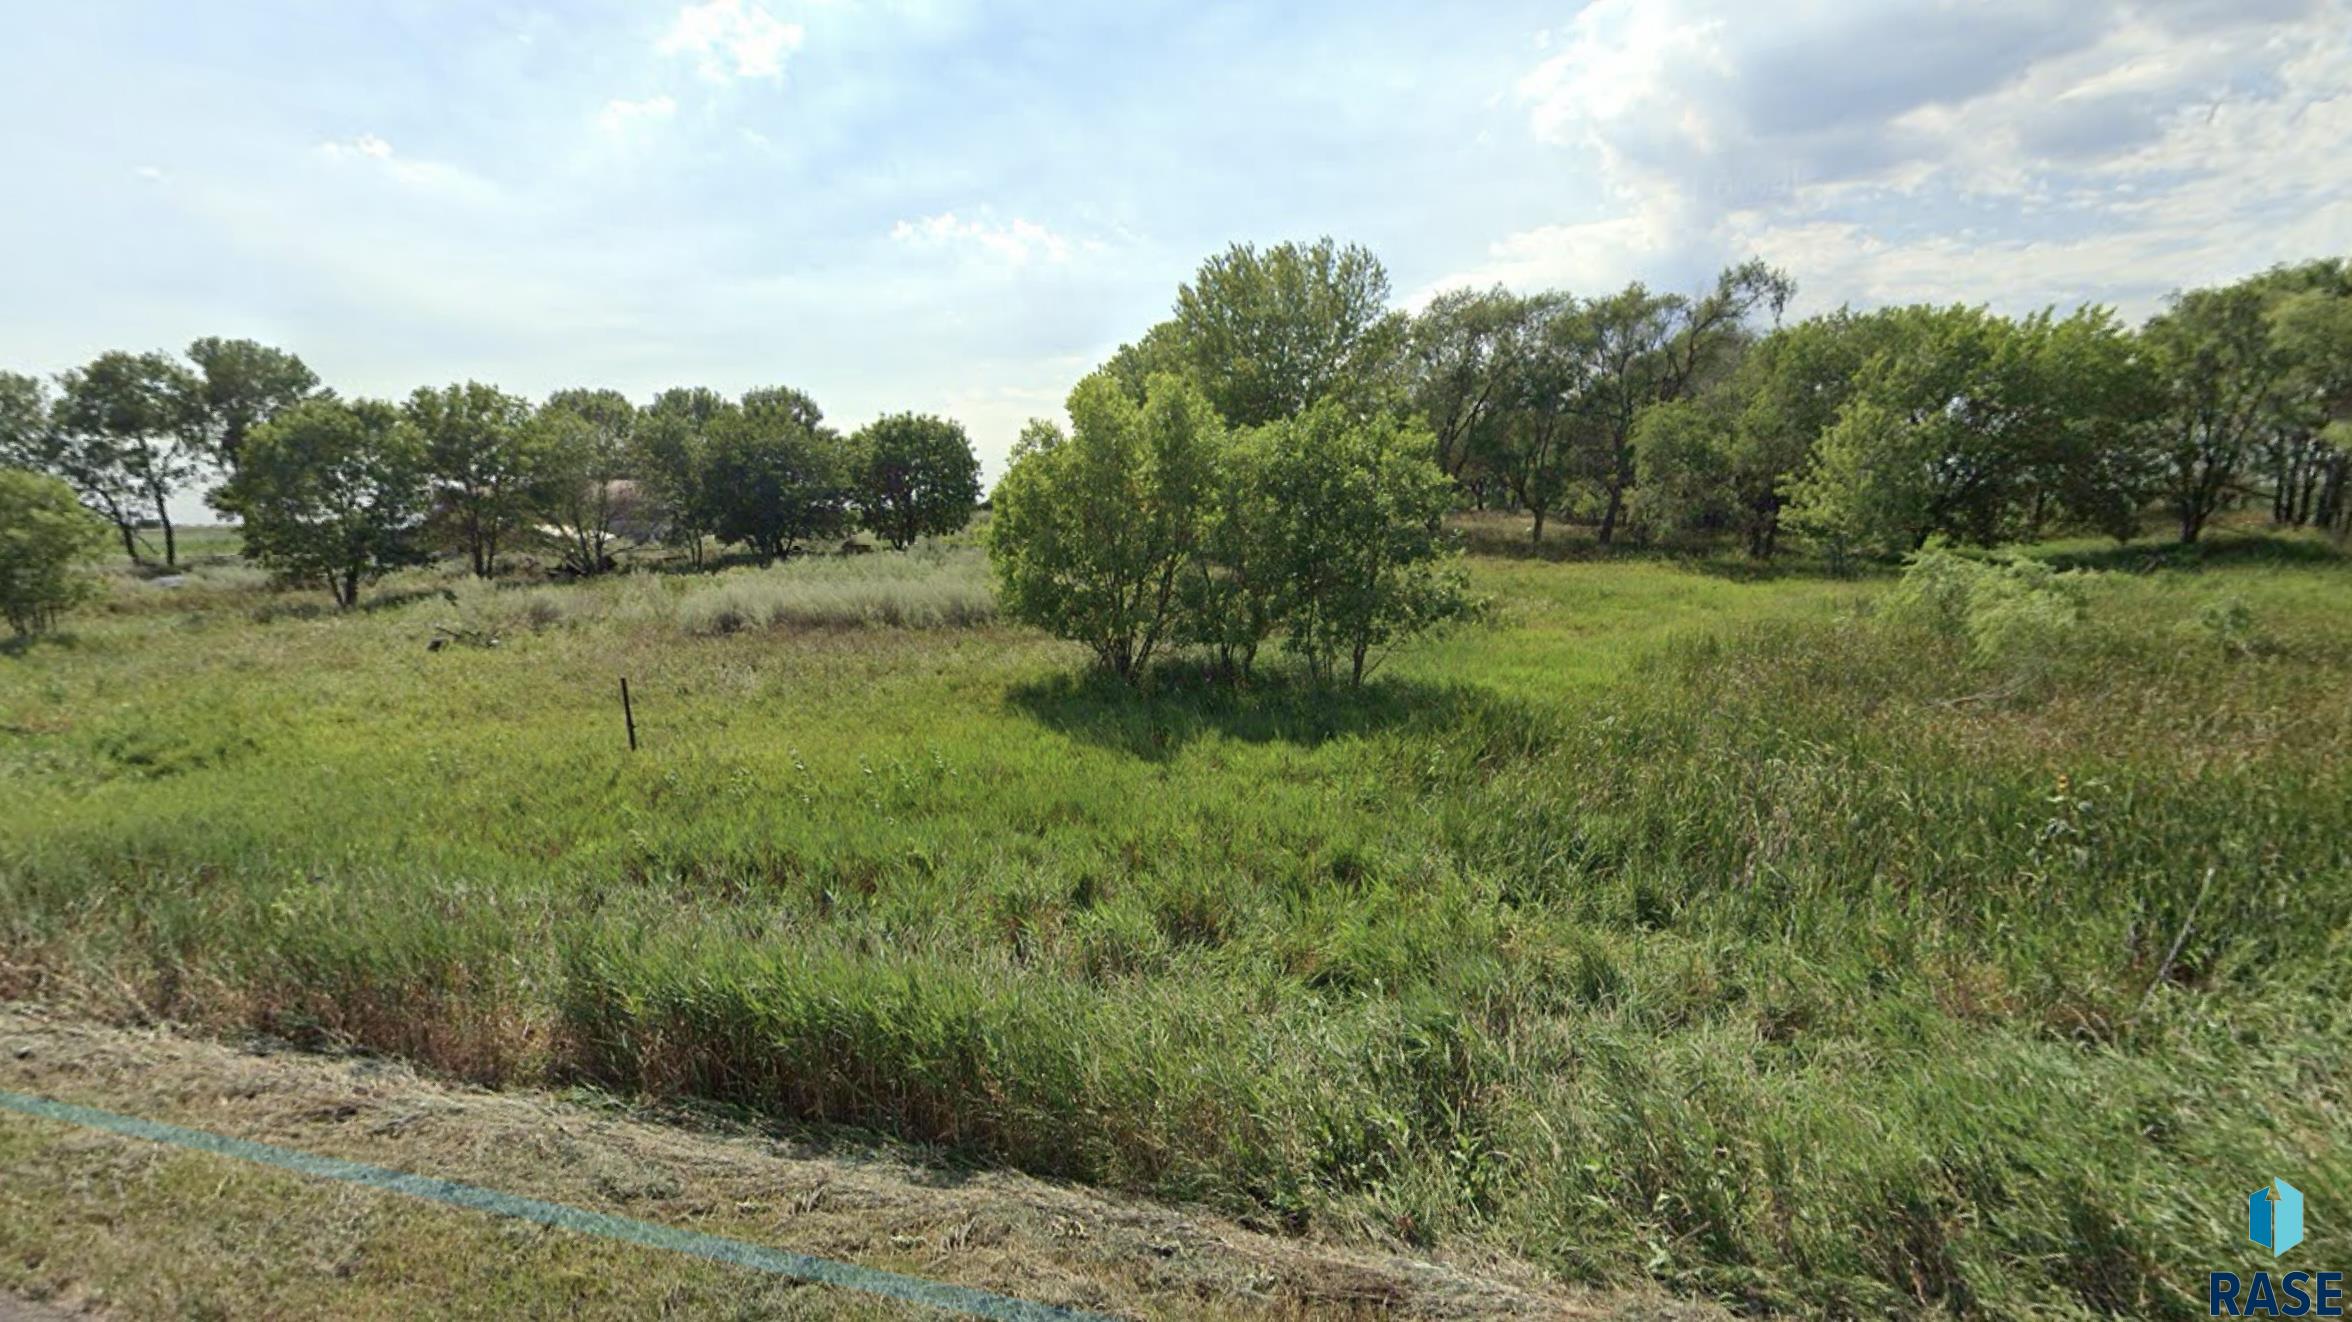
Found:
[2,519,2347,1317]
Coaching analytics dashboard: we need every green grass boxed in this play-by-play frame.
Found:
[3,527,2348,1317]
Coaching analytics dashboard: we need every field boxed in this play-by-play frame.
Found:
[3,518,2348,1316]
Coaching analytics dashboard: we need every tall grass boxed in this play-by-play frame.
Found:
[1,537,2345,1315]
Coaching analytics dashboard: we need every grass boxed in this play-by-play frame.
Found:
[3,524,2348,1316]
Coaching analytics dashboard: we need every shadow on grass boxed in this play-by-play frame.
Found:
[1007,662,1557,763]
[2040,531,2346,574]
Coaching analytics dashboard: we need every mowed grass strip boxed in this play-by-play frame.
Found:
[2,530,2348,1316]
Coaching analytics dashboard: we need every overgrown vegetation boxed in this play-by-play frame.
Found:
[2,525,2344,1316]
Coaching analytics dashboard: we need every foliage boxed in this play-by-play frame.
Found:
[1171,238,1404,426]
[217,399,431,607]
[184,336,322,473]
[632,387,727,565]
[1881,548,2094,674]
[51,350,203,567]
[1254,405,1468,684]
[532,388,638,574]
[700,391,849,563]
[0,467,108,634]
[405,381,540,577]
[989,371,1219,679]
[848,412,981,550]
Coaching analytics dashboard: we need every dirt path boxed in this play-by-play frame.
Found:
[0,1005,1712,1320]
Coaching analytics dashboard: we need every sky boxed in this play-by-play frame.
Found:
[2,0,2348,505]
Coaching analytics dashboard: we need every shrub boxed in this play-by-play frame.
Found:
[0,467,108,635]
[1883,549,2093,669]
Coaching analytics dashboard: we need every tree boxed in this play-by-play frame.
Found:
[849,413,981,550]
[53,351,203,567]
[2,371,144,565]
[989,372,1220,681]
[2141,282,2282,544]
[216,399,429,607]
[1575,261,1792,544]
[535,388,638,574]
[1255,405,1468,685]
[1493,294,1593,544]
[1405,288,1536,487]
[1171,238,1404,426]
[1782,305,2040,557]
[185,337,321,473]
[0,468,108,635]
[2257,262,2352,532]
[406,382,539,576]
[701,390,847,563]
[635,387,728,566]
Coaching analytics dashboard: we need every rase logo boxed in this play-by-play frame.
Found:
[2212,1179,2342,1318]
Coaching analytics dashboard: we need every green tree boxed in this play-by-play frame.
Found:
[635,387,728,567]
[53,350,203,566]
[216,399,429,607]
[0,468,108,635]
[1575,261,1792,545]
[989,372,1220,681]
[2142,280,2294,544]
[849,413,982,550]
[1783,305,2035,556]
[1172,238,1404,426]
[1257,405,1467,685]
[185,337,322,473]
[1494,294,1593,544]
[534,388,638,574]
[2256,261,2352,531]
[405,382,540,576]
[701,390,847,563]
[1406,287,1538,490]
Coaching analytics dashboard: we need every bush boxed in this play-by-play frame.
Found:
[1883,549,2093,670]
[0,468,108,635]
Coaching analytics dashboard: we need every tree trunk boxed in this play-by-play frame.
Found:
[158,505,176,568]
[116,520,142,566]
[1529,505,1547,544]
[1597,481,1626,546]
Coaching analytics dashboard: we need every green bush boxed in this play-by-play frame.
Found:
[0,467,108,635]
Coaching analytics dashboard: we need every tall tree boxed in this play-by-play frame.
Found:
[1576,261,1792,544]
[1405,287,1536,487]
[405,382,539,576]
[700,391,847,563]
[217,399,429,607]
[634,388,728,567]
[185,337,322,473]
[1171,238,1404,427]
[2142,283,2282,544]
[53,351,203,567]
[535,388,638,574]
[849,413,981,550]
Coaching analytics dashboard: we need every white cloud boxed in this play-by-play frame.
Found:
[316,133,395,161]
[133,165,165,182]
[658,0,805,82]
[1432,0,2352,317]
[890,211,1076,265]
[598,95,678,133]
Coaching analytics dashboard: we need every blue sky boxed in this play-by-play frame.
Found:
[3,0,2347,491]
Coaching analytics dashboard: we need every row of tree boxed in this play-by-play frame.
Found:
[1406,258,2352,555]
[0,343,982,604]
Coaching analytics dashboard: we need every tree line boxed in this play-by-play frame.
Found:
[0,345,981,609]
[1405,256,2352,557]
